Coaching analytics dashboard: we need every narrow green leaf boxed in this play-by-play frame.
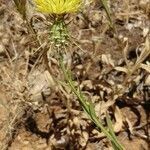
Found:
[106,113,124,150]
[100,0,114,28]
[60,57,124,150]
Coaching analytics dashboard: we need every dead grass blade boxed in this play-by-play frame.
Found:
[100,0,114,28]
[117,37,150,80]
[13,0,27,19]
[133,37,150,72]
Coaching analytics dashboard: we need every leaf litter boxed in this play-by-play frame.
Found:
[0,0,150,149]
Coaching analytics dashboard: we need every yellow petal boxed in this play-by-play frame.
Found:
[34,0,82,14]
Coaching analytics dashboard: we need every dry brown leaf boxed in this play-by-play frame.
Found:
[140,63,150,73]
[134,37,150,70]
[115,66,128,73]
[98,100,115,116]
[80,80,93,90]
[101,54,115,67]
[143,28,149,37]
[114,106,123,132]
[145,75,150,85]
[123,40,130,69]
[73,117,80,129]
[44,70,56,87]
[79,131,89,147]
[125,118,134,135]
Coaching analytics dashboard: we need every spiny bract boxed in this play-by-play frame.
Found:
[34,0,81,14]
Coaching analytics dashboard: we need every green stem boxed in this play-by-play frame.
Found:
[59,56,124,150]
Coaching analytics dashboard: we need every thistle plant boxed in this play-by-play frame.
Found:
[14,0,123,149]
[33,0,123,149]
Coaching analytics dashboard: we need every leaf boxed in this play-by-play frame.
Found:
[114,106,123,132]
[115,66,129,73]
[140,63,150,73]
[100,0,113,28]
[125,118,134,135]
[13,0,27,19]
[106,113,124,150]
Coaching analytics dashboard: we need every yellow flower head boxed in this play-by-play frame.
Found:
[34,0,82,14]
